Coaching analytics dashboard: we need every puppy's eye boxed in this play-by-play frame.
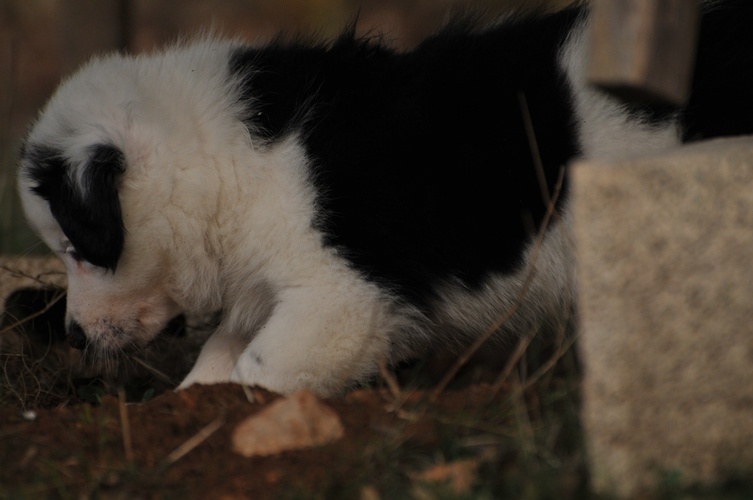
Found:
[64,245,83,262]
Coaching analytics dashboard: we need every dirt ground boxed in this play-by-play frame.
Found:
[0,316,586,499]
[0,343,586,499]
[0,260,586,498]
[2,380,584,499]
[0,340,588,499]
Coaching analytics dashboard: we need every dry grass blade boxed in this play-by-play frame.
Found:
[131,356,175,386]
[161,413,226,468]
[430,91,567,400]
[117,386,134,462]
[491,333,534,393]
[485,332,577,404]
[368,304,403,401]
[242,384,257,404]
[378,357,402,401]
[0,289,65,336]
[518,91,551,207]
[0,263,64,286]
[517,335,578,396]
[430,165,565,401]
[509,372,537,456]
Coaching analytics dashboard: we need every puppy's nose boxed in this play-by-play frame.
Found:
[67,321,88,350]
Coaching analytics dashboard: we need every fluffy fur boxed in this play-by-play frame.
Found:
[18,1,753,396]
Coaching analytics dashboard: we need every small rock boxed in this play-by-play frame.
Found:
[21,410,37,421]
[412,459,480,495]
[360,485,381,500]
[232,390,344,457]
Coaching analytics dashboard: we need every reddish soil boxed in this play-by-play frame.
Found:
[1,381,579,499]
[0,281,586,498]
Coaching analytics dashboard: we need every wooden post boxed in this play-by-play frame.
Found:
[587,0,701,106]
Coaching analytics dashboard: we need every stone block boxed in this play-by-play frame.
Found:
[571,136,753,496]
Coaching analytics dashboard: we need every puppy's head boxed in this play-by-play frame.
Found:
[17,42,236,360]
[18,140,183,357]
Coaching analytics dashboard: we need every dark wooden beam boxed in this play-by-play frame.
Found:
[587,0,700,106]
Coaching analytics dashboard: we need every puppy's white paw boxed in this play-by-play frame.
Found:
[177,330,249,390]
[228,349,354,397]
[226,287,393,396]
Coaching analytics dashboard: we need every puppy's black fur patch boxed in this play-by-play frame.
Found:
[231,7,583,307]
[23,144,126,270]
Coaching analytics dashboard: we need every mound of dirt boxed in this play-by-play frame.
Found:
[0,258,585,498]
[1,382,552,498]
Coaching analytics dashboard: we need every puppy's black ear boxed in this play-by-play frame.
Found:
[26,144,126,271]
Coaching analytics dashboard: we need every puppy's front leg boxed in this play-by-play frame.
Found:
[229,285,392,397]
[177,329,248,389]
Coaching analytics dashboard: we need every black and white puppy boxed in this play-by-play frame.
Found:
[18,1,753,396]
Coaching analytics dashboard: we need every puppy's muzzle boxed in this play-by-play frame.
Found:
[67,321,88,350]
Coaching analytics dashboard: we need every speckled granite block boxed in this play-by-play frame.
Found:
[572,136,753,497]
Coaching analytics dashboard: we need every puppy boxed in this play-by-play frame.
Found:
[18,1,753,396]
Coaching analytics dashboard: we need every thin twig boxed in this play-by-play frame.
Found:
[0,289,66,336]
[117,386,134,462]
[0,264,65,286]
[131,356,174,385]
[517,335,578,396]
[518,91,551,207]
[509,371,537,457]
[241,384,257,404]
[430,166,565,401]
[161,413,226,468]
[488,333,578,403]
[430,92,566,400]
[378,358,402,401]
[490,333,534,395]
